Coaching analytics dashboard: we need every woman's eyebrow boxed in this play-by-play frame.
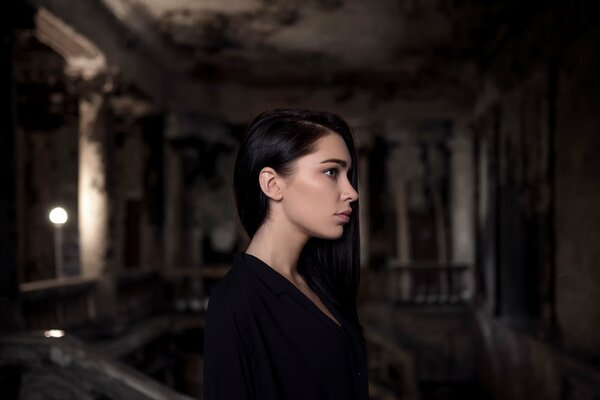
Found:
[320,158,350,168]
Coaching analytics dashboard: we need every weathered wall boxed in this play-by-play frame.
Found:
[554,28,600,359]
[20,123,80,281]
[477,316,562,400]
[473,20,600,400]
[0,5,22,329]
[12,21,84,282]
[114,114,165,271]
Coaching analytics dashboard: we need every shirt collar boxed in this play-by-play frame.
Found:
[233,252,290,296]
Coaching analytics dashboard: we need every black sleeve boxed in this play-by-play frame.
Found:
[203,296,255,400]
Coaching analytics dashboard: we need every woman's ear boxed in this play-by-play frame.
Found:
[258,167,283,201]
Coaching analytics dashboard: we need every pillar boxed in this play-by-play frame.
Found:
[358,148,370,268]
[388,145,412,301]
[352,121,371,269]
[450,125,475,300]
[78,81,116,318]
[388,146,412,264]
[164,140,183,270]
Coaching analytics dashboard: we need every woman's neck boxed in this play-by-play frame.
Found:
[245,220,308,282]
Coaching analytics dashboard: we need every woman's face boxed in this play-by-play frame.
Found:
[279,132,358,240]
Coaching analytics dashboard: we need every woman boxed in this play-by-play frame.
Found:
[203,109,368,400]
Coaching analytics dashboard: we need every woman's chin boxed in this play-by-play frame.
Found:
[313,227,345,240]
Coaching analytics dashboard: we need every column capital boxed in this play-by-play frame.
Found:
[109,94,157,124]
[34,7,116,99]
[66,68,117,100]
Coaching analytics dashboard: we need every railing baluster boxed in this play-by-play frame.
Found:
[385,261,472,306]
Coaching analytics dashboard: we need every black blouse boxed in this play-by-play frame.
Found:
[203,252,369,400]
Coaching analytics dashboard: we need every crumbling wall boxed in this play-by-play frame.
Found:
[554,28,600,360]
[473,21,600,400]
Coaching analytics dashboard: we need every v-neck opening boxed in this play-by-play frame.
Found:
[297,285,343,328]
[303,279,343,329]
[241,252,343,329]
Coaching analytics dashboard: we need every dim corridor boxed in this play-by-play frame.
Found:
[2,0,600,399]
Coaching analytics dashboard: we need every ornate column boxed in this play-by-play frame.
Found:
[387,144,415,301]
[36,7,119,318]
[450,124,475,300]
[164,128,183,270]
[388,144,416,264]
[351,119,372,269]
[358,148,371,268]
[76,74,117,319]
[109,96,158,271]
[33,5,119,320]
[78,81,110,274]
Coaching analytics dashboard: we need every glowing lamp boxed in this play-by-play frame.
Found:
[49,207,68,225]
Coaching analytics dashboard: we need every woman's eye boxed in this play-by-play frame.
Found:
[324,168,338,177]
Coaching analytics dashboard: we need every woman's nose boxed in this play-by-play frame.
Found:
[342,182,359,203]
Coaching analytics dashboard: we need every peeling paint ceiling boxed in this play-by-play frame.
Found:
[130,0,507,88]
[22,0,535,120]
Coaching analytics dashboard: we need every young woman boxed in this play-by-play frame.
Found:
[203,109,368,400]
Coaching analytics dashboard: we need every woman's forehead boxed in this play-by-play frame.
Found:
[308,133,351,164]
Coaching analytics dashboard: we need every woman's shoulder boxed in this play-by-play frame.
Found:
[206,257,262,316]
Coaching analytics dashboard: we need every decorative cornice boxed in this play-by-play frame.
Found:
[35,8,107,81]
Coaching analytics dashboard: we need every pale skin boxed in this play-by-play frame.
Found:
[245,131,359,327]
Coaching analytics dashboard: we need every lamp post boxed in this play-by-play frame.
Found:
[49,207,68,279]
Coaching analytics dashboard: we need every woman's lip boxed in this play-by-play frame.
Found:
[336,214,350,223]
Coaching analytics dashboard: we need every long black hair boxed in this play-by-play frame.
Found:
[233,109,363,343]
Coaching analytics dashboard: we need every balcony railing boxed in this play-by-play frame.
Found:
[384,261,472,306]
[19,266,167,331]
[20,276,97,329]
